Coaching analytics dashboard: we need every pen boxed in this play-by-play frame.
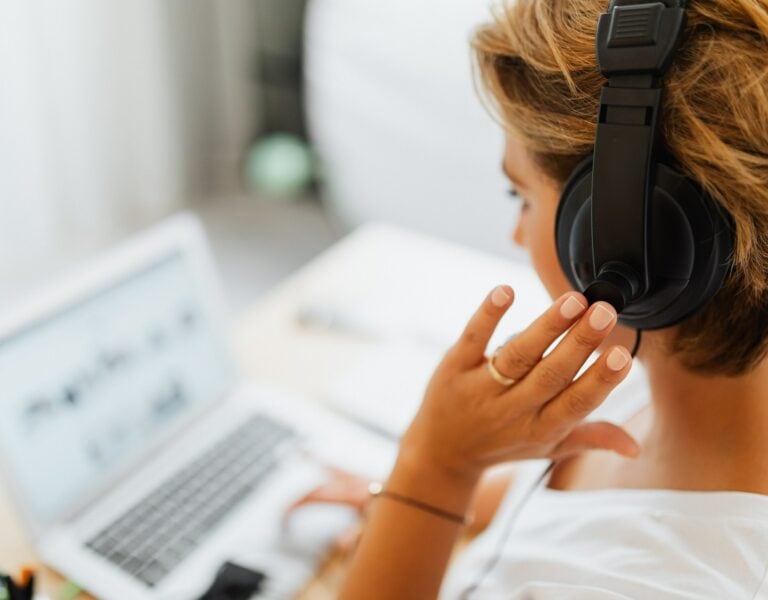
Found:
[1,567,35,600]
[18,567,34,600]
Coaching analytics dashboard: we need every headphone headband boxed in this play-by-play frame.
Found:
[586,0,687,310]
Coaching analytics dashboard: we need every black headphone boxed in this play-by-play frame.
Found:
[555,0,733,331]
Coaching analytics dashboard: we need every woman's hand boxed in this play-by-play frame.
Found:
[287,466,371,515]
[284,466,369,552]
[400,286,638,483]
[340,287,637,599]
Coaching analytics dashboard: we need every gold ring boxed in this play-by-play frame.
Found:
[487,347,516,386]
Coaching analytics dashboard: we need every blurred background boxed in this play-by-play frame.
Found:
[0,0,522,315]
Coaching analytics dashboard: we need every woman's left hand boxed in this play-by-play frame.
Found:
[400,286,639,483]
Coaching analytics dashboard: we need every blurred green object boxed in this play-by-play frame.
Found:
[245,133,316,198]
[58,579,83,600]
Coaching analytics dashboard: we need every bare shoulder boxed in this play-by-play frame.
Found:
[547,404,653,492]
[469,463,520,533]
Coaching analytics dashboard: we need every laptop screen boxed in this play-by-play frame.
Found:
[0,251,236,522]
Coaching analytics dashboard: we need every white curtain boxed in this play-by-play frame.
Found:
[0,0,260,291]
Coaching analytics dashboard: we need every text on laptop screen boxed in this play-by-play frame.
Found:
[0,252,236,521]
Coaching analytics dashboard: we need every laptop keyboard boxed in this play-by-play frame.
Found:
[85,414,296,587]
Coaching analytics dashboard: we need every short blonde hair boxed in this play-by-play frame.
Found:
[473,0,768,375]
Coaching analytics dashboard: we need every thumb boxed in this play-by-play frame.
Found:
[284,478,371,521]
[550,421,641,459]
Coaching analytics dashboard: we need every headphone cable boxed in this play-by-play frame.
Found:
[457,461,555,599]
[630,329,643,358]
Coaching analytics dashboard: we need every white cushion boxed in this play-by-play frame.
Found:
[304,0,525,258]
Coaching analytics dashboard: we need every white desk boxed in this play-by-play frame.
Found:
[0,222,546,598]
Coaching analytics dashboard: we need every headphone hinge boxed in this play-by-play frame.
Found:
[597,2,685,76]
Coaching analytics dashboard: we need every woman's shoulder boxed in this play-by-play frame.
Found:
[545,362,651,491]
[444,369,768,599]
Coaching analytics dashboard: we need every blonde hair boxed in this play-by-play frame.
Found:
[473,0,768,375]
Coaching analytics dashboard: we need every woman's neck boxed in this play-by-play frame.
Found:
[635,332,768,492]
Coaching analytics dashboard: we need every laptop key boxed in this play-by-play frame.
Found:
[121,555,145,576]
[87,534,118,555]
[106,548,129,565]
[136,560,168,587]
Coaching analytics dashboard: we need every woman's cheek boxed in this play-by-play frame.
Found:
[529,213,572,301]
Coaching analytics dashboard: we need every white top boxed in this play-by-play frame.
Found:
[441,366,768,599]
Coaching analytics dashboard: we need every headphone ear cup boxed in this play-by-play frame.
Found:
[626,164,733,329]
[556,156,595,292]
[555,158,733,330]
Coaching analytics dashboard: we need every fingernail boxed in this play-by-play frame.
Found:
[560,295,586,319]
[589,304,616,330]
[491,286,512,307]
[607,347,630,371]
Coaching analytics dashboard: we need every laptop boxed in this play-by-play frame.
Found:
[0,214,395,599]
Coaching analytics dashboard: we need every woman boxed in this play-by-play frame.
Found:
[294,0,768,597]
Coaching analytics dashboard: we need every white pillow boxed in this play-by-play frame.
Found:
[304,0,525,259]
